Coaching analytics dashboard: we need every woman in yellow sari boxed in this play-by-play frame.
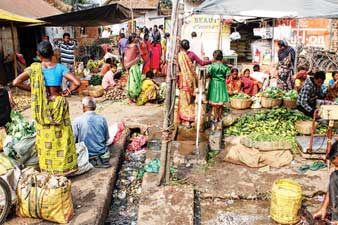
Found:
[13,41,80,176]
[177,40,197,126]
[137,71,158,105]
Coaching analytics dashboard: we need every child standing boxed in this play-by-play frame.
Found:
[207,50,230,122]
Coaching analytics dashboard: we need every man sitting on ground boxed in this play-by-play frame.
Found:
[297,71,326,117]
[313,141,338,222]
[250,64,270,91]
[73,97,111,168]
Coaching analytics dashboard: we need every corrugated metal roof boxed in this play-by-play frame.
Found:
[104,0,159,10]
[0,0,62,19]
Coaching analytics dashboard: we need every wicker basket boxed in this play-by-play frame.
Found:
[230,98,252,110]
[261,97,282,108]
[295,120,315,135]
[270,179,302,224]
[88,86,104,98]
[283,99,297,109]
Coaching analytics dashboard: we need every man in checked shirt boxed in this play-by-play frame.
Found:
[297,71,326,117]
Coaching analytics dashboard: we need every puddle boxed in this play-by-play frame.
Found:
[199,199,273,225]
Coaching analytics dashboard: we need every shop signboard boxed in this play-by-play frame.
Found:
[275,18,330,49]
[182,15,230,58]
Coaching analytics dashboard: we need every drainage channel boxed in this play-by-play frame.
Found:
[105,128,146,225]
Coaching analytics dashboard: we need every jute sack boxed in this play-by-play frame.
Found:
[16,172,74,224]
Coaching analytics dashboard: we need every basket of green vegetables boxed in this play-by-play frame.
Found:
[261,87,284,108]
[230,93,252,110]
[283,90,298,109]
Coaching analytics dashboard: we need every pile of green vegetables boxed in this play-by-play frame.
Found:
[225,107,308,137]
[231,93,251,100]
[283,90,298,101]
[261,87,284,99]
[5,111,35,144]
[225,107,328,144]
[89,75,103,86]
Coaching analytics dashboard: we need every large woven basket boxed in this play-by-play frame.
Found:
[88,86,104,98]
[283,99,297,109]
[261,97,282,108]
[295,120,314,135]
[270,179,302,224]
[230,98,252,110]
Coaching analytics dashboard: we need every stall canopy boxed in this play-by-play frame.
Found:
[0,9,44,25]
[39,3,133,27]
[193,0,338,18]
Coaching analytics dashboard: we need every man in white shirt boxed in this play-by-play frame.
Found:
[189,31,204,59]
[250,64,270,90]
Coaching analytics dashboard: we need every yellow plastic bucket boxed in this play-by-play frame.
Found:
[270,179,302,224]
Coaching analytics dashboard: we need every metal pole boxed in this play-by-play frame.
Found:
[217,16,222,49]
[294,19,300,74]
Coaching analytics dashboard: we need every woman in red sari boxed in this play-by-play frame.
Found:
[140,33,152,74]
[240,68,259,96]
[150,36,162,76]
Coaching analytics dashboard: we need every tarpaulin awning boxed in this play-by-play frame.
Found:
[193,0,338,18]
[39,3,134,27]
[0,9,44,25]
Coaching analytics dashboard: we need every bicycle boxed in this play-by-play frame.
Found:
[0,176,11,224]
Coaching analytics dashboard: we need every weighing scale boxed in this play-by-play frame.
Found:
[296,105,338,159]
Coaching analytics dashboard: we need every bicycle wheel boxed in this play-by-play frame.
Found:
[0,177,11,224]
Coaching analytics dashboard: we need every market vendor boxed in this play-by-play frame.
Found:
[313,141,338,222]
[86,54,99,73]
[294,66,308,92]
[102,63,117,90]
[328,71,338,101]
[240,68,259,96]
[250,65,270,91]
[101,58,112,76]
[72,97,111,168]
[226,68,242,96]
[297,71,326,117]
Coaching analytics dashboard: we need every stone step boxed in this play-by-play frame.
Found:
[137,179,194,225]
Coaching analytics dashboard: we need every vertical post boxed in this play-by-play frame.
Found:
[217,16,222,49]
[271,19,275,65]
[158,0,180,186]
[329,19,333,51]
[129,0,134,33]
[10,22,17,79]
[294,19,300,74]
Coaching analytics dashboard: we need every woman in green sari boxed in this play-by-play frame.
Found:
[124,33,142,102]
[13,41,80,176]
[207,50,230,122]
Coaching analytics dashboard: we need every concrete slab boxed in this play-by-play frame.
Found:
[137,184,194,225]
[4,129,129,225]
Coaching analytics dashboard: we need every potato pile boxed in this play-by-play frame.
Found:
[105,85,127,102]
[13,95,31,112]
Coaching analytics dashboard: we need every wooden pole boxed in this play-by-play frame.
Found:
[158,0,180,186]
[10,22,17,79]
[217,16,222,49]
[129,0,134,33]
[294,19,300,74]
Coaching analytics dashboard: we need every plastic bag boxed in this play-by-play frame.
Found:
[16,170,74,224]
[107,122,125,146]
[71,142,93,176]
[4,134,38,166]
